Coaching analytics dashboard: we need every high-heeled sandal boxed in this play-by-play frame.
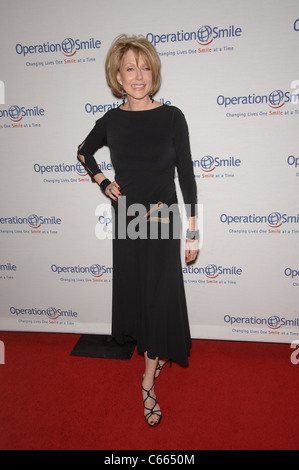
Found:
[155,359,172,379]
[142,382,162,427]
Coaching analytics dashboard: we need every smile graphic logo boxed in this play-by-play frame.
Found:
[61,38,76,57]
[205,264,218,278]
[47,307,59,320]
[267,316,281,329]
[76,162,88,177]
[268,90,285,109]
[267,212,282,228]
[196,155,241,173]
[90,264,103,278]
[197,25,213,45]
[8,105,22,122]
[200,155,215,172]
[28,214,41,229]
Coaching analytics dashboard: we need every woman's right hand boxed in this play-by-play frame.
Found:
[105,181,121,201]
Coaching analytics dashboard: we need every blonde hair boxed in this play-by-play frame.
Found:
[105,34,161,98]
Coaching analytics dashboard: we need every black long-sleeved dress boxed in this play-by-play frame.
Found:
[78,104,197,366]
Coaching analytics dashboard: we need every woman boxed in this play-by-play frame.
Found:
[77,34,198,427]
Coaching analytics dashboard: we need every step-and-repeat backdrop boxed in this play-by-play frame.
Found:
[1,0,298,343]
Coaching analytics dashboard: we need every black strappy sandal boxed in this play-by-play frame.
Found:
[155,359,172,379]
[142,382,162,427]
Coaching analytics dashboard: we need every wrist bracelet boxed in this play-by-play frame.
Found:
[186,229,199,240]
[100,178,112,193]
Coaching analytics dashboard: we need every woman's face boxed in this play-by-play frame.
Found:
[117,48,153,103]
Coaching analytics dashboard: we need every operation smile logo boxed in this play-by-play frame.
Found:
[183,263,242,284]
[217,89,299,114]
[10,305,78,322]
[0,104,45,126]
[287,154,299,177]
[196,24,241,46]
[0,213,61,233]
[194,155,241,175]
[15,37,101,58]
[0,262,17,281]
[33,160,113,183]
[51,263,113,279]
[224,314,299,331]
[220,212,299,230]
[146,23,242,47]
[34,161,88,178]
[285,267,299,287]
[26,214,61,229]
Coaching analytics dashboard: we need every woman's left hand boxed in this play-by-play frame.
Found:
[185,239,199,264]
[105,181,121,201]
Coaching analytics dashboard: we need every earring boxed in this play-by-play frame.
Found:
[121,89,126,106]
[149,94,154,103]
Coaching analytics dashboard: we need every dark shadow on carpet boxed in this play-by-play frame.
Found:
[70,334,136,360]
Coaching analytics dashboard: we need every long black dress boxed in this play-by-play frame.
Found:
[78,104,197,366]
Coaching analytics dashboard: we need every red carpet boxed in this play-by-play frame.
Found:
[0,331,299,450]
